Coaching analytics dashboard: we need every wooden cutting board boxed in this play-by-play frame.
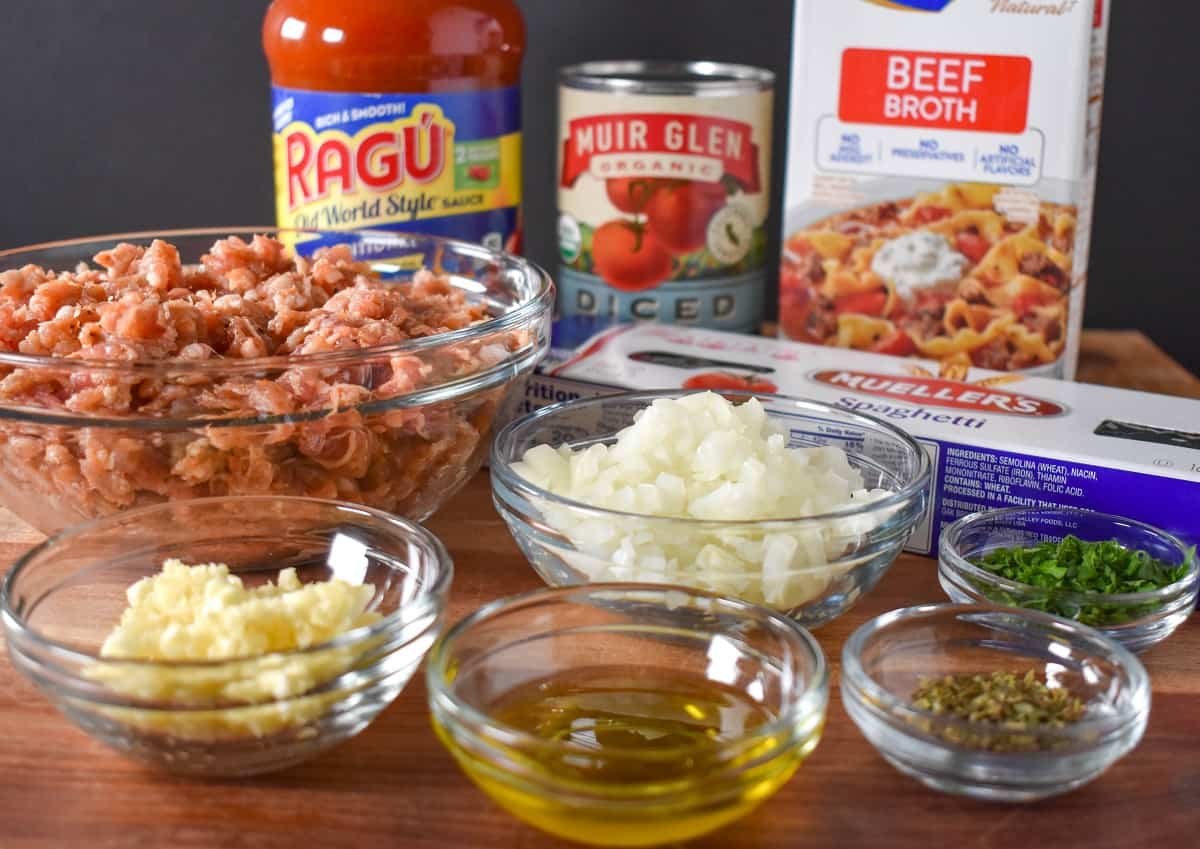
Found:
[1,329,1197,849]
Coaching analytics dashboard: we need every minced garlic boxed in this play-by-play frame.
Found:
[89,559,381,740]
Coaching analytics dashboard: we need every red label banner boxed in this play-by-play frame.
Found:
[812,370,1066,417]
[839,48,1032,133]
[561,113,762,192]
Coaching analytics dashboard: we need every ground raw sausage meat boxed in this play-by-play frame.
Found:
[0,235,520,526]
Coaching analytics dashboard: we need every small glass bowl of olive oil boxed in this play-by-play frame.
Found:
[426,584,828,848]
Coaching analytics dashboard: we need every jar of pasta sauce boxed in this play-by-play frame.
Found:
[557,62,774,332]
[263,0,525,253]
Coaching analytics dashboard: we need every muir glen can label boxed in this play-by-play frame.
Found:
[557,62,774,332]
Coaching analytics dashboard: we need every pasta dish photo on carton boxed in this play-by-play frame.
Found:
[779,0,1110,379]
[522,323,1200,557]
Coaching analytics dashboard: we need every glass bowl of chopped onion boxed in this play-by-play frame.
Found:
[0,228,553,534]
[0,495,452,776]
[490,390,931,628]
[841,603,1151,802]
[939,508,1198,653]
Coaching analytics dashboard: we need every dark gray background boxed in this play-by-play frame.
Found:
[1,1,1197,372]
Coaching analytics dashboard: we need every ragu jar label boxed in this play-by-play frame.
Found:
[282,106,451,207]
[557,63,774,333]
[271,87,521,254]
[780,1,1111,381]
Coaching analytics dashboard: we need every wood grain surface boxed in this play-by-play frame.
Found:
[1,331,1197,849]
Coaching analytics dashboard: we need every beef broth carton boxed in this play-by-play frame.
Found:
[522,323,1200,555]
[778,0,1110,380]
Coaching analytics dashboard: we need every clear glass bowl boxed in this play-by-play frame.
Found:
[841,603,1150,802]
[939,508,1198,653]
[490,390,931,628]
[0,495,452,776]
[0,228,553,533]
[426,584,828,848]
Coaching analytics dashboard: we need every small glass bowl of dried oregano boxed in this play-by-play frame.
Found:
[939,508,1198,653]
[842,603,1150,802]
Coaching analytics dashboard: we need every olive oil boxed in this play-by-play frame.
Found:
[435,665,819,847]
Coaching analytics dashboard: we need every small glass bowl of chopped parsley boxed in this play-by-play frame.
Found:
[939,508,1198,653]
[842,603,1151,802]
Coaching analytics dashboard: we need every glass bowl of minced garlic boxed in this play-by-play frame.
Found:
[841,603,1150,802]
[0,495,452,776]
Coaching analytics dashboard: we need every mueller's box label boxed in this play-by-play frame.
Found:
[810,370,1068,418]
[271,86,521,250]
[557,80,773,333]
[780,1,1110,380]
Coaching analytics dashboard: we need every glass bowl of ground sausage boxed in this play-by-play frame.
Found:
[0,228,553,533]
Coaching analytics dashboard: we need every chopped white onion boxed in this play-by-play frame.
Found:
[511,393,896,610]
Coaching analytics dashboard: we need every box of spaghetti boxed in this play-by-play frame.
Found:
[521,323,1200,556]
[778,0,1110,380]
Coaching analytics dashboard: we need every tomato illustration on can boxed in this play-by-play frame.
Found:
[591,220,672,292]
[558,62,774,332]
